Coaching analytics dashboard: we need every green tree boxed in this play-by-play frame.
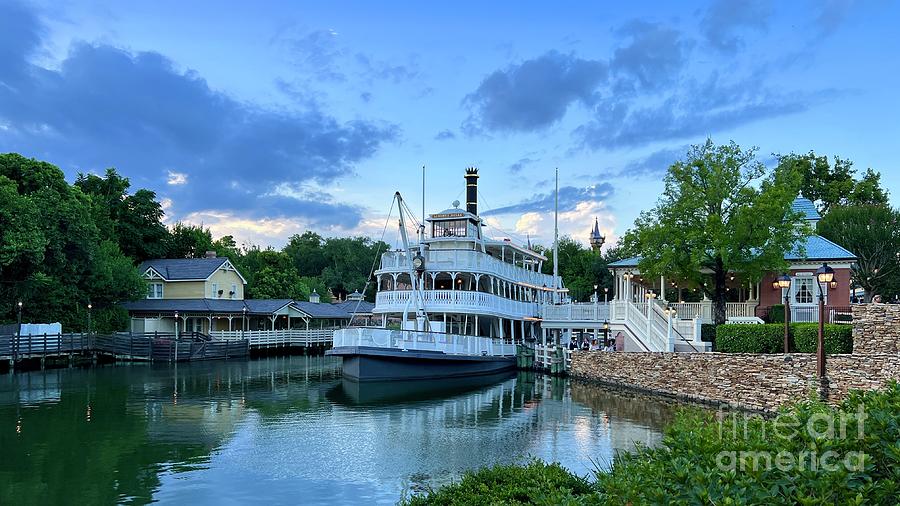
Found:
[631,140,807,324]
[321,236,389,300]
[537,237,612,302]
[165,222,214,258]
[244,250,310,300]
[818,205,900,302]
[75,169,169,262]
[284,231,328,277]
[776,152,889,214]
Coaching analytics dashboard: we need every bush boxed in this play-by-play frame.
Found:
[767,304,785,323]
[401,460,595,505]
[793,323,853,354]
[407,383,900,505]
[715,324,784,353]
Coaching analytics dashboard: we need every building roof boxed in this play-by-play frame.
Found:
[292,300,353,319]
[608,256,641,268]
[140,258,228,281]
[334,300,376,314]
[786,235,857,261]
[791,197,821,221]
[122,298,352,319]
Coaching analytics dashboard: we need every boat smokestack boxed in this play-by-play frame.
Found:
[464,167,479,216]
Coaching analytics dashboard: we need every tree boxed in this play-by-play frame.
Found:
[536,237,613,302]
[776,152,889,214]
[818,205,900,302]
[244,250,310,300]
[631,140,807,325]
[283,231,328,277]
[165,222,214,258]
[321,236,389,300]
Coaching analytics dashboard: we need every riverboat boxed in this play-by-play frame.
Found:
[327,168,564,381]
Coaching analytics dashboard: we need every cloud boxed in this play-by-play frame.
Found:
[611,20,691,89]
[481,181,614,216]
[282,28,346,82]
[616,145,688,179]
[0,2,398,231]
[577,74,836,149]
[354,53,419,84]
[463,51,607,133]
[814,0,858,35]
[507,157,537,174]
[434,129,456,141]
[166,170,188,185]
[700,0,772,53]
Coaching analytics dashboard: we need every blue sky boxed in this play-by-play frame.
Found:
[1,0,898,250]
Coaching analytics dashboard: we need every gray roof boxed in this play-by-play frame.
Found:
[122,298,351,319]
[292,301,352,319]
[608,256,641,268]
[139,258,228,280]
[334,300,376,314]
[791,197,821,221]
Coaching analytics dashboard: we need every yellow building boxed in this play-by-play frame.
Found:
[123,253,354,335]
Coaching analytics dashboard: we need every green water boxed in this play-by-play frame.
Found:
[0,356,675,505]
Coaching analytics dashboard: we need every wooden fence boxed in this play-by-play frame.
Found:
[0,332,249,364]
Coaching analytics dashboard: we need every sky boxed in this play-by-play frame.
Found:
[1,0,898,251]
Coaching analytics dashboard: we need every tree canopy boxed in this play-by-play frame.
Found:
[818,205,900,302]
[629,140,807,324]
[776,151,889,214]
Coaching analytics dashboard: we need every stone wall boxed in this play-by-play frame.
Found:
[852,303,900,354]
[570,352,899,412]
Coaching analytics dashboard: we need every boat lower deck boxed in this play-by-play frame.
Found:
[326,346,516,382]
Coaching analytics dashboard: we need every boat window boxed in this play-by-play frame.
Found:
[433,220,467,238]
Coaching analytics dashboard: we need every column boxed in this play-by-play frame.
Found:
[660,275,666,301]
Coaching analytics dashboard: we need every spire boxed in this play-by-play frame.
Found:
[526,233,532,251]
[589,217,605,252]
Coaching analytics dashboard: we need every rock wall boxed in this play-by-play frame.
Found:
[852,303,900,354]
[570,352,899,412]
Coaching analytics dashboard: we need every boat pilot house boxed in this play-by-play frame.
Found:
[122,253,361,336]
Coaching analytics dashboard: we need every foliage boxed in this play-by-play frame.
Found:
[406,383,900,505]
[0,154,145,331]
[165,222,214,259]
[767,304,786,323]
[700,323,717,348]
[596,383,900,504]
[401,460,596,506]
[715,323,785,353]
[776,151,890,214]
[818,205,900,302]
[536,236,612,302]
[244,250,311,301]
[630,140,808,324]
[793,323,853,354]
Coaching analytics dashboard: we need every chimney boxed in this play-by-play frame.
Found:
[205,251,217,258]
[464,167,479,216]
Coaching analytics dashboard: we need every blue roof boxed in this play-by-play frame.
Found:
[791,197,821,221]
[786,235,856,261]
[122,298,352,319]
[334,300,375,314]
[293,301,352,319]
[140,258,228,280]
[608,256,641,268]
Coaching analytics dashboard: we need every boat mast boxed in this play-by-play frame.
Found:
[553,168,559,304]
[395,192,428,331]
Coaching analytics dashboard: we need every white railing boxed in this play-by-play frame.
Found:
[541,303,610,321]
[332,327,517,357]
[378,249,556,288]
[534,345,573,370]
[375,290,539,318]
[666,301,758,323]
[211,329,333,347]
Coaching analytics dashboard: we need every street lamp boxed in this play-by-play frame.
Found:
[16,301,23,336]
[593,284,599,304]
[242,306,248,339]
[174,311,179,340]
[87,302,92,336]
[776,274,791,353]
[815,263,835,379]
[604,287,609,303]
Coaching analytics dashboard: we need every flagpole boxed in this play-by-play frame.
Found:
[553,168,559,304]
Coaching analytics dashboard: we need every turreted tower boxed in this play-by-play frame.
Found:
[589,217,605,252]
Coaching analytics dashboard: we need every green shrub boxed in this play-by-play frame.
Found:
[793,323,853,354]
[767,304,785,323]
[401,460,595,505]
[700,324,717,344]
[406,383,900,505]
[597,382,900,504]
[715,324,785,353]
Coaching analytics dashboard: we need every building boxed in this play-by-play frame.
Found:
[121,253,359,335]
[606,197,856,324]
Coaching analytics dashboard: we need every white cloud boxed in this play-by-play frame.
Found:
[167,170,188,185]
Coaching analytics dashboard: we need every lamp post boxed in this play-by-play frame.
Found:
[174,311,179,340]
[242,306,247,340]
[16,301,23,336]
[87,302,92,337]
[815,263,835,379]
[593,284,599,304]
[604,287,609,304]
[776,274,791,353]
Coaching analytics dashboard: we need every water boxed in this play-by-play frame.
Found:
[0,356,675,505]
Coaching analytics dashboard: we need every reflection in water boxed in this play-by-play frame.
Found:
[0,357,674,505]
